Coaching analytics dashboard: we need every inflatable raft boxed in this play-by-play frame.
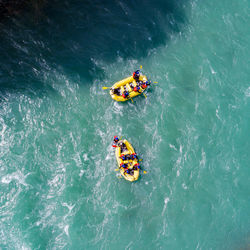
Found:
[115,139,140,182]
[110,75,148,102]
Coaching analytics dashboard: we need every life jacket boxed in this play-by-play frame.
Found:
[131,153,137,159]
[122,92,129,98]
[120,154,126,160]
[120,163,128,169]
[142,83,147,89]
[133,71,139,80]
[112,137,119,147]
[126,169,133,175]
[134,86,140,92]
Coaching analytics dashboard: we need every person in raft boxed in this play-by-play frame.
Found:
[140,81,150,89]
[133,85,141,93]
[120,153,138,160]
[133,163,141,170]
[122,90,129,99]
[120,163,128,170]
[120,154,127,161]
[112,136,119,148]
[131,153,138,160]
[111,88,121,95]
[133,70,140,81]
[126,169,134,175]
[119,142,127,153]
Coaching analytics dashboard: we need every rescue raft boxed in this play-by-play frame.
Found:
[110,75,148,102]
[115,139,140,182]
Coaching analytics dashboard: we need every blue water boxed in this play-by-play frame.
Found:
[0,0,250,249]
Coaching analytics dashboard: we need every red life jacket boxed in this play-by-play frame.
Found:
[142,83,147,89]
[133,72,139,80]
[122,92,129,98]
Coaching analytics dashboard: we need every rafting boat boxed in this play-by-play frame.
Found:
[110,74,148,102]
[115,139,140,182]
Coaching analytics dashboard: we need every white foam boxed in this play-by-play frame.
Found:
[216,106,221,120]
[83,153,88,161]
[177,170,180,177]
[1,171,28,186]
[62,202,75,212]
[64,225,69,236]
[161,197,170,215]
[245,87,250,97]
[164,197,170,204]
[169,144,177,151]
[79,169,84,177]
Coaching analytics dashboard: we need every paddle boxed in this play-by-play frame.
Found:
[143,93,147,99]
[102,87,111,90]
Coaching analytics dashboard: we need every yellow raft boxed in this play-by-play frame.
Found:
[115,139,140,182]
[110,75,148,102]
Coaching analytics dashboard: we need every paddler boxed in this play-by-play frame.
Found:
[133,163,141,170]
[120,154,127,161]
[111,88,120,95]
[120,163,128,170]
[131,153,138,160]
[141,81,150,89]
[125,169,134,175]
[122,91,129,99]
[133,70,140,82]
[112,136,119,148]
[133,85,141,92]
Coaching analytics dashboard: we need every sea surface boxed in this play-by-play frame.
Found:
[0,0,250,249]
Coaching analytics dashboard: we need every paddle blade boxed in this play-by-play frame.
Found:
[140,65,143,69]
[102,87,111,90]
[153,82,158,84]
[143,93,147,99]
[115,169,119,171]
[143,171,147,174]
[139,159,143,161]
[131,98,134,103]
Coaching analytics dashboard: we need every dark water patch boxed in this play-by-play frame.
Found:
[0,0,189,94]
[0,0,47,20]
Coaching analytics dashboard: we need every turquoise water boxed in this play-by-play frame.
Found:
[0,0,250,249]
